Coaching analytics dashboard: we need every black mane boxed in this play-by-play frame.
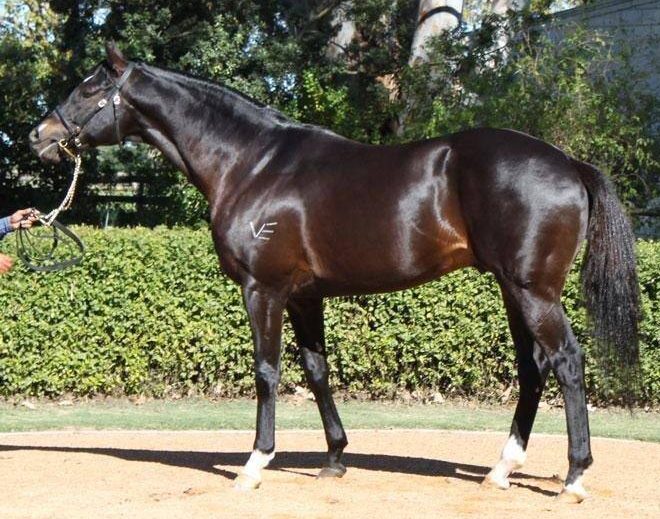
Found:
[142,63,298,128]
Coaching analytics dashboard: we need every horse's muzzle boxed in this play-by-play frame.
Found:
[29,126,63,164]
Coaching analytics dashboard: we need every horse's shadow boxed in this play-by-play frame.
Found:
[0,444,558,496]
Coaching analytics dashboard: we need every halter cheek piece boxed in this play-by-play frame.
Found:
[18,64,135,272]
[54,62,135,157]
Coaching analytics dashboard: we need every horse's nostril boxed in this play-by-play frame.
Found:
[29,128,39,143]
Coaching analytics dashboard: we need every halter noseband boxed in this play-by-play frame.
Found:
[54,62,135,157]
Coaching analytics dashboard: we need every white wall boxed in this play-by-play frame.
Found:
[552,0,660,100]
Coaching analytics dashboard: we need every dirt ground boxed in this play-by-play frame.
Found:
[0,430,658,519]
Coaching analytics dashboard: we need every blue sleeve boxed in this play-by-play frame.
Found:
[0,216,13,240]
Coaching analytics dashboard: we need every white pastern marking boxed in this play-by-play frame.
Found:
[563,472,588,497]
[487,435,527,486]
[242,449,275,481]
[250,221,278,241]
[500,435,526,467]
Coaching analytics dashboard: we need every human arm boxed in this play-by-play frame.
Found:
[0,216,11,240]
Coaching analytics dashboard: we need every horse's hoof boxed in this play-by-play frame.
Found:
[317,464,347,479]
[556,486,588,504]
[234,474,261,491]
[481,470,510,490]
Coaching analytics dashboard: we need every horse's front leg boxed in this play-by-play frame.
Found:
[234,283,285,490]
[287,296,348,478]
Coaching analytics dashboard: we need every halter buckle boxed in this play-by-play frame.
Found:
[57,139,78,159]
[113,94,121,106]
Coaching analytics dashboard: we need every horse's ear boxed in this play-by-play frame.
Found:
[105,41,127,76]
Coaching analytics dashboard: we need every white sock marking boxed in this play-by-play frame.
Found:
[242,449,275,482]
[563,473,588,499]
[501,435,526,467]
[487,435,527,487]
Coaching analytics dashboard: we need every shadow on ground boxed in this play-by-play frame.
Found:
[0,444,557,496]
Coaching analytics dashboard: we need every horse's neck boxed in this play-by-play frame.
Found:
[131,67,281,198]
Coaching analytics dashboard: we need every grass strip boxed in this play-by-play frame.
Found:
[0,399,657,442]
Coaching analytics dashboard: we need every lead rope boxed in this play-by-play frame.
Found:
[39,151,82,226]
[16,149,85,272]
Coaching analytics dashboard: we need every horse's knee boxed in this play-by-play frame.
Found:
[306,366,329,389]
[517,360,544,391]
[301,348,329,387]
[255,361,279,397]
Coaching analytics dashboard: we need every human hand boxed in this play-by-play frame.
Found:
[0,253,13,273]
[10,208,39,230]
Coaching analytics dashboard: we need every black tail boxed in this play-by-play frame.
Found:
[574,159,641,404]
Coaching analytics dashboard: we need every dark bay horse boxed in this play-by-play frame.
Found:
[30,43,640,502]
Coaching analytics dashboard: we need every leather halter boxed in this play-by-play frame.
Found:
[54,62,135,157]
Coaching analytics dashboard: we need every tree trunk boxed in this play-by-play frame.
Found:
[326,2,358,61]
[489,0,529,60]
[409,0,464,65]
[491,0,529,15]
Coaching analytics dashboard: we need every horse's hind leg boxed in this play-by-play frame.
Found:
[484,288,551,489]
[499,284,593,502]
[287,296,348,478]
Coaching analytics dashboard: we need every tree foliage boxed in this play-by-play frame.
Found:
[399,19,659,209]
[1,1,657,225]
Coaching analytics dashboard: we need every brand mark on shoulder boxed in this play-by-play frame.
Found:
[250,221,278,241]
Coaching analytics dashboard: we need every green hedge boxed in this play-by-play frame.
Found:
[0,227,657,404]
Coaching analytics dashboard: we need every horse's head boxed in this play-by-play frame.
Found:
[29,42,138,163]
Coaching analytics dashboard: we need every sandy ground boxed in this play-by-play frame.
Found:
[0,429,658,519]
